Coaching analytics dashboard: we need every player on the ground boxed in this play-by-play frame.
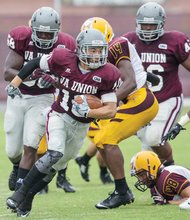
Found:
[131,151,190,210]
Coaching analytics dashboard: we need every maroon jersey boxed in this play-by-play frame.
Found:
[7,25,76,95]
[108,37,131,65]
[151,165,190,201]
[124,31,190,103]
[44,48,121,123]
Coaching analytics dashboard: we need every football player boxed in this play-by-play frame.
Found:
[73,16,159,209]
[74,15,161,210]
[5,28,122,217]
[75,17,114,184]
[76,17,160,185]
[124,2,190,165]
[131,151,190,209]
[162,109,190,142]
[4,7,76,193]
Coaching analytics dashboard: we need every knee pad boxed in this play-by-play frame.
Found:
[35,150,63,174]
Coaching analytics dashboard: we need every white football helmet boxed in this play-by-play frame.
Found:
[136,2,165,41]
[76,29,108,69]
[31,7,60,49]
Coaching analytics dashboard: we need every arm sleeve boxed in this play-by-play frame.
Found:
[18,57,41,80]
[101,92,117,103]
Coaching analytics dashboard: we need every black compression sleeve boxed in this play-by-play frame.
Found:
[18,57,41,80]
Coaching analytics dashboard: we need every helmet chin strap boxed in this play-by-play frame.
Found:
[147,158,156,187]
[147,158,153,180]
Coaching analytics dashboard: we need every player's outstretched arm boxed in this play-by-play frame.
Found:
[5,57,41,99]
[162,112,190,143]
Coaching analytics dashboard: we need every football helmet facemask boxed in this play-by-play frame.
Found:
[80,17,114,43]
[136,2,165,42]
[76,29,108,70]
[31,7,60,49]
[133,151,161,192]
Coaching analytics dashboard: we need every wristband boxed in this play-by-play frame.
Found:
[178,113,190,127]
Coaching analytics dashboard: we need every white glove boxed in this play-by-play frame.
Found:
[72,95,90,118]
[152,195,168,205]
[5,84,22,99]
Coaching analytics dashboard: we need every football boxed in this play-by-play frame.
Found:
[75,94,103,109]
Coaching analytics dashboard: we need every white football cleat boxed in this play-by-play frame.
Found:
[179,198,190,210]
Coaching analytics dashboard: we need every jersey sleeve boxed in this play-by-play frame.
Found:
[57,32,76,52]
[42,47,75,75]
[7,26,31,56]
[108,37,131,67]
[162,172,190,197]
[172,31,190,63]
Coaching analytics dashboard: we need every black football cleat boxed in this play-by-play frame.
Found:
[56,175,75,193]
[6,198,17,212]
[75,157,90,182]
[8,168,18,191]
[17,209,30,218]
[100,172,114,184]
[95,189,135,209]
[6,190,25,211]
[16,196,33,218]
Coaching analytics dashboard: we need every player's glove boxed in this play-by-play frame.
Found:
[162,123,186,143]
[5,84,22,99]
[72,95,90,118]
[152,195,168,205]
[38,74,59,88]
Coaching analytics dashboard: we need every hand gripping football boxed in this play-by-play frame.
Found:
[75,95,103,109]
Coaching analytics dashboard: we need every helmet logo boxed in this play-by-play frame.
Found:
[91,40,104,45]
[143,17,155,22]
[39,25,51,31]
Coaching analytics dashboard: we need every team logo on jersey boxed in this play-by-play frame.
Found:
[29,40,34,46]
[158,44,167,50]
[57,44,66,48]
[93,76,102,83]
[65,68,71,73]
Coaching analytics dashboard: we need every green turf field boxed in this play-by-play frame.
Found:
[0,109,190,220]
